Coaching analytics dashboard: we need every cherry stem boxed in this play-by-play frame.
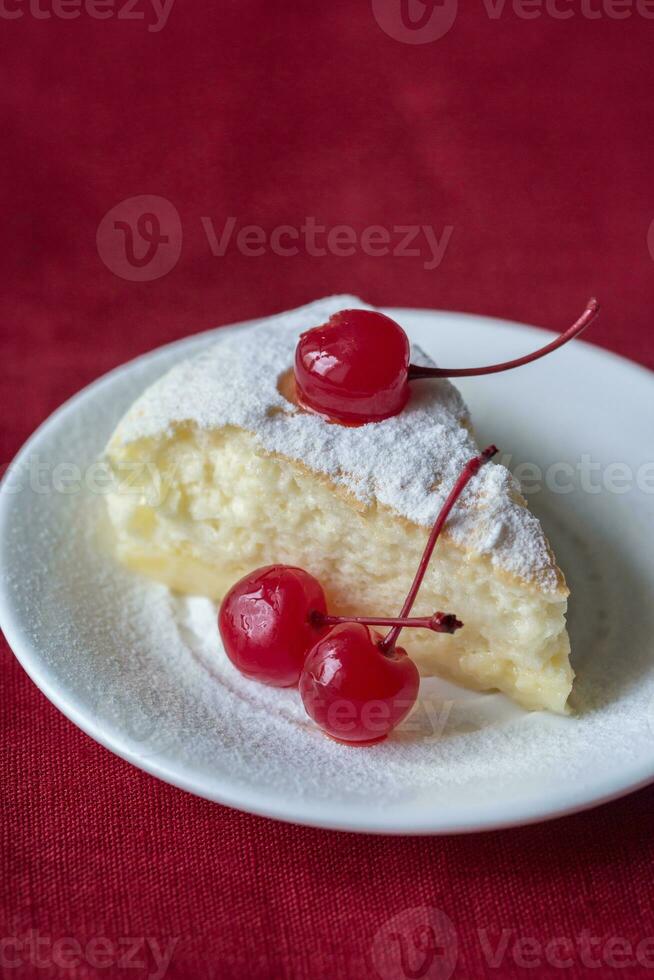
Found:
[407,298,599,381]
[312,611,463,635]
[378,444,498,654]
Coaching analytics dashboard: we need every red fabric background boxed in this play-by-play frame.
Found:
[2,2,654,978]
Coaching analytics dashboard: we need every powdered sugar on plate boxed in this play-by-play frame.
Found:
[5,481,654,810]
[110,296,560,591]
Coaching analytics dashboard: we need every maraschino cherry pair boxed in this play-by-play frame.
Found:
[219,446,497,744]
[294,299,600,425]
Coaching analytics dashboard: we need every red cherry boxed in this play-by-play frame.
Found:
[295,309,411,424]
[218,565,328,687]
[299,623,420,744]
[218,563,461,688]
[299,446,498,744]
[294,300,600,426]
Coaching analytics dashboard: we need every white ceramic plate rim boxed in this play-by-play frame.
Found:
[2,307,654,835]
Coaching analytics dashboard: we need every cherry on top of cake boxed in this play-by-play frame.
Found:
[107,296,569,593]
[294,300,599,427]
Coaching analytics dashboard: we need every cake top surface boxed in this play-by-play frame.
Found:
[109,295,562,592]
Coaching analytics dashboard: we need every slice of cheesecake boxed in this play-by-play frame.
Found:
[104,296,572,713]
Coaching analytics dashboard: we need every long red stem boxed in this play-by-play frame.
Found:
[313,611,463,635]
[378,445,498,654]
[408,299,599,380]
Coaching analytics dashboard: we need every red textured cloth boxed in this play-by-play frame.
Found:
[2,3,654,978]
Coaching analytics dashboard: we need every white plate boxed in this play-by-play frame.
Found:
[2,308,654,835]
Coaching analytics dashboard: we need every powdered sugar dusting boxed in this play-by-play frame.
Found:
[110,296,561,591]
[4,300,654,830]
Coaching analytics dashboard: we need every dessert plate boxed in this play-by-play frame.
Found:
[1,307,653,835]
